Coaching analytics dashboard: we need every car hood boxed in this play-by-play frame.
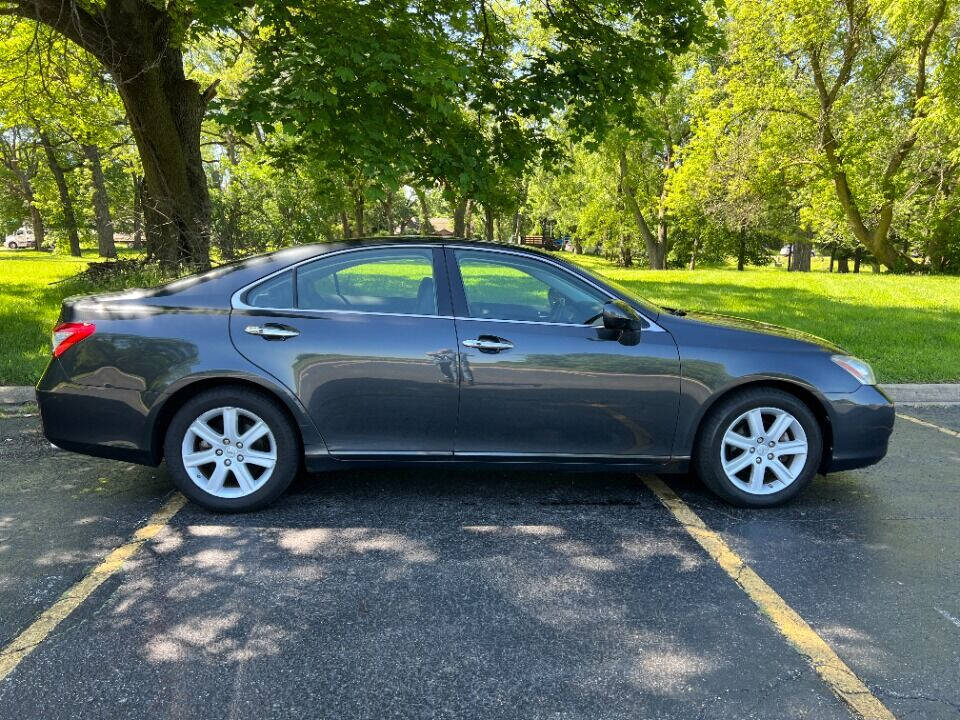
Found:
[666,310,847,354]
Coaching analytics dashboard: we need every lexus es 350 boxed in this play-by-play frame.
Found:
[36,238,894,511]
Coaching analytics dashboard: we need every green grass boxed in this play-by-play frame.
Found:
[562,254,960,383]
[1,247,957,385]
[0,251,93,386]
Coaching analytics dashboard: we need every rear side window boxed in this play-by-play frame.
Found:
[296,248,437,315]
[245,271,294,308]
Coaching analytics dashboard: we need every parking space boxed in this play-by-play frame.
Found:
[0,405,957,719]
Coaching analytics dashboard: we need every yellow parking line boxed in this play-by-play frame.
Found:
[641,476,896,720]
[0,492,187,683]
[897,412,960,439]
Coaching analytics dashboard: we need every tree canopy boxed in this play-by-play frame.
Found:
[0,0,958,273]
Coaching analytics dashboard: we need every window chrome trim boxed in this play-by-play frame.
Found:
[446,244,665,332]
[454,316,600,329]
[236,307,454,321]
[231,243,440,315]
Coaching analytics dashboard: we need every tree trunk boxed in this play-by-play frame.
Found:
[853,247,862,273]
[618,237,633,267]
[19,174,46,251]
[40,133,81,257]
[4,161,46,250]
[453,199,467,237]
[352,188,365,237]
[689,238,698,270]
[340,210,353,239]
[82,144,117,258]
[512,210,523,244]
[619,149,666,269]
[484,205,494,242]
[414,187,434,234]
[792,241,812,271]
[464,200,474,238]
[829,248,835,272]
[837,253,850,273]
[28,198,46,251]
[737,230,746,271]
[384,188,396,235]
[132,174,144,249]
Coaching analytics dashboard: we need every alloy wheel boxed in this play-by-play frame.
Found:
[180,406,277,498]
[719,406,808,495]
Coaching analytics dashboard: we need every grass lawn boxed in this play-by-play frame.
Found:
[1,246,957,385]
[563,253,960,383]
[0,250,97,386]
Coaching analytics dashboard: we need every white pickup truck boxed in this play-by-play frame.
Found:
[4,227,36,249]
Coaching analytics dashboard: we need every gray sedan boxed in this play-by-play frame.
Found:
[36,238,894,511]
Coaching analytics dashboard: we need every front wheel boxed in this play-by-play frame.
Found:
[163,387,300,512]
[694,388,823,507]
[7,242,16,249]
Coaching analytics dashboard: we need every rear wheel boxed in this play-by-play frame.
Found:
[694,388,822,507]
[7,242,16,249]
[163,387,300,512]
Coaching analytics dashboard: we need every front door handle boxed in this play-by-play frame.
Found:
[245,323,300,340]
[462,337,513,353]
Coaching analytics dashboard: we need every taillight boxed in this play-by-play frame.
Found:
[52,322,96,357]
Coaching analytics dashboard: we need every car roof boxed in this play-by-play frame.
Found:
[302,235,552,255]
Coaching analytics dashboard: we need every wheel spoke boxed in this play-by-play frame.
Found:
[222,407,239,442]
[766,412,793,443]
[189,420,221,447]
[748,463,764,490]
[207,464,229,493]
[232,463,257,493]
[239,420,269,446]
[723,453,754,475]
[746,409,766,439]
[241,450,276,469]
[768,458,795,482]
[723,431,754,450]
[774,440,807,456]
[183,449,217,468]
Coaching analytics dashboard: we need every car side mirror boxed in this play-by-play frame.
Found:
[602,300,643,332]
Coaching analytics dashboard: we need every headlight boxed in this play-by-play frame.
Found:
[831,355,876,385]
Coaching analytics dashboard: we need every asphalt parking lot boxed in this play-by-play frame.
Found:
[0,404,957,719]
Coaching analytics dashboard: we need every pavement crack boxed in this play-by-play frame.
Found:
[874,686,960,712]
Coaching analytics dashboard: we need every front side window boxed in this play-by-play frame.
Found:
[296,248,437,315]
[454,250,607,324]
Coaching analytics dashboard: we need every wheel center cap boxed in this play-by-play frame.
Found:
[223,447,236,458]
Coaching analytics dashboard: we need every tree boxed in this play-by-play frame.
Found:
[0,126,45,248]
[230,0,713,240]
[700,0,960,271]
[0,2,222,267]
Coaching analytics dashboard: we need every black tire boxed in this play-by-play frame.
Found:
[163,386,300,512]
[8,242,16,249]
[693,387,823,507]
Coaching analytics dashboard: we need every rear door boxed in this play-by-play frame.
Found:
[230,246,459,456]
[447,246,680,459]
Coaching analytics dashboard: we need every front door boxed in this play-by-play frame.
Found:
[447,247,680,459]
[231,246,459,456]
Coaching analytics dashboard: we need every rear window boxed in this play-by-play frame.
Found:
[245,271,294,308]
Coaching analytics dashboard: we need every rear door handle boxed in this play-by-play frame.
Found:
[462,337,513,353]
[245,323,300,340]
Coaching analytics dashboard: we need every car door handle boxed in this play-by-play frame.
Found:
[462,337,513,353]
[245,323,300,340]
